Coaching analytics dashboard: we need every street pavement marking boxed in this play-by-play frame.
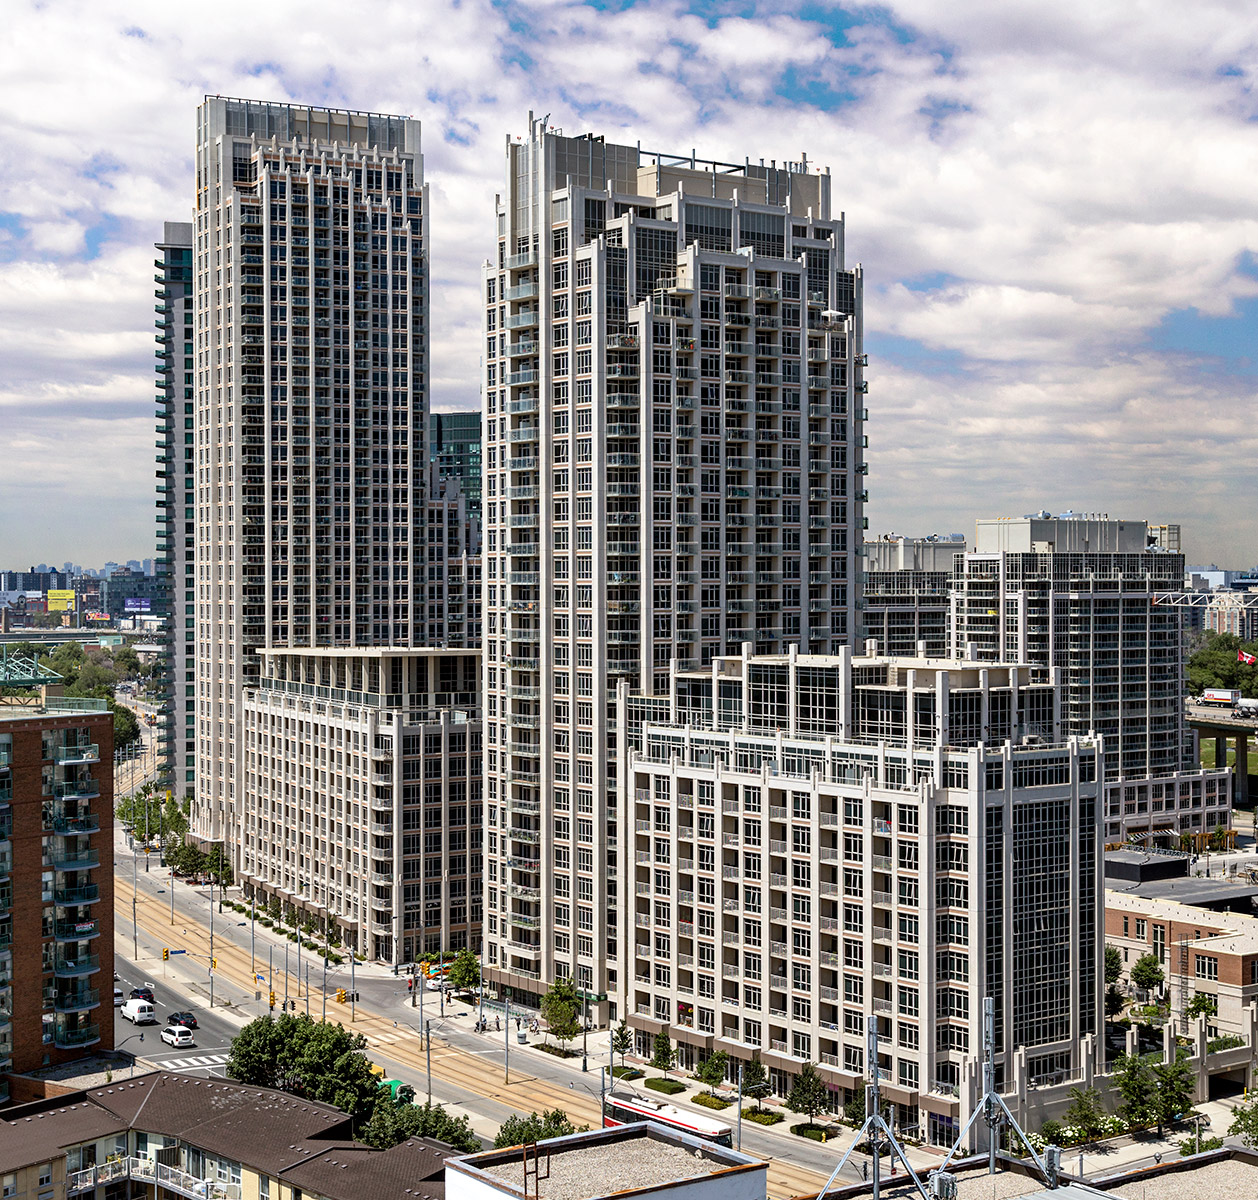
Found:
[161,1053,229,1069]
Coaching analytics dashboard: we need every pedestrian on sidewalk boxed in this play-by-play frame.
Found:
[495,1016,500,1032]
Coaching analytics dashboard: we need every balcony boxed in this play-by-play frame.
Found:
[54,885,100,905]
[49,813,101,835]
[53,1022,100,1048]
[54,987,100,1013]
[53,954,101,978]
[51,849,100,872]
[54,744,99,765]
[53,780,100,801]
[54,919,100,942]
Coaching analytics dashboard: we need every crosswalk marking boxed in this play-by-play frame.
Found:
[162,1053,229,1070]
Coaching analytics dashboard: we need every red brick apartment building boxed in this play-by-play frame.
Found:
[0,696,114,1095]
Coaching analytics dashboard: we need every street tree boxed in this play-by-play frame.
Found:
[650,1030,675,1075]
[785,1063,830,1127]
[742,1056,771,1113]
[1110,1053,1158,1129]
[1229,1099,1258,1148]
[1150,1051,1196,1136]
[361,1089,480,1152]
[1104,945,1123,986]
[447,948,481,993]
[539,978,580,1052]
[1062,1086,1109,1142]
[610,1021,634,1071]
[494,1109,586,1148]
[226,1014,381,1125]
[696,1050,729,1095]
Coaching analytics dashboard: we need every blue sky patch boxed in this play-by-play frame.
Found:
[865,330,969,374]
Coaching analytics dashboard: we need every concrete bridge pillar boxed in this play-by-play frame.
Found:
[1237,733,1250,808]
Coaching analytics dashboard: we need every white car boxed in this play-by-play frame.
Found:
[160,1025,194,1048]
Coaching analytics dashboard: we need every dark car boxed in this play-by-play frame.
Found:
[130,987,155,1003]
[166,1011,198,1029]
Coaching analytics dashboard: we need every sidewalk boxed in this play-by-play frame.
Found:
[413,991,941,1176]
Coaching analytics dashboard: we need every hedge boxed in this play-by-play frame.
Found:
[644,1078,687,1096]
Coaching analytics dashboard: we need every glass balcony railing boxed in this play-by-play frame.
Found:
[53,988,99,1014]
[53,781,100,801]
[54,919,100,941]
[54,745,99,765]
[53,954,100,978]
[53,885,99,905]
[50,849,100,871]
[53,1023,100,1048]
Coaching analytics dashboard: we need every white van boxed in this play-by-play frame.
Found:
[121,999,156,1025]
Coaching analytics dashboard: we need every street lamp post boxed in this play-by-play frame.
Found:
[117,1032,145,1078]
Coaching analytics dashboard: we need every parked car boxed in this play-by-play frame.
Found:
[121,999,156,1025]
[160,1025,194,1048]
[129,987,155,1003]
[113,988,125,1007]
[166,1011,198,1029]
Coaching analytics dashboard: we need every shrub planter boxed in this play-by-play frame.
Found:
[612,1066,643,1080]
[791,1123,838,1142]
[535,1042,579,1059]
[741,1108,783,1126]
[644,1078,687,1096]
[692,1094,730,1111]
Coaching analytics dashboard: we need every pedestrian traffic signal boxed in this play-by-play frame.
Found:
[337,988,347,1003]
[162,948,169,961]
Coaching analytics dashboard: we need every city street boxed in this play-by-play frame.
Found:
[113,826,870,1198]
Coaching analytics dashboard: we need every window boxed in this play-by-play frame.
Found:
[39,1164,52,1187]
[1195,955,1219,981]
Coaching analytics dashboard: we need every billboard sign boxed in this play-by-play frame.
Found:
[124,598,151,613]
[47,589,75,611]
[85,611,110,622]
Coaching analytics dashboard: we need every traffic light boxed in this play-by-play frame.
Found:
[162,948,169,961]
[336,988,347,1004]
[269,991,276,1010]
[210,957,218,970]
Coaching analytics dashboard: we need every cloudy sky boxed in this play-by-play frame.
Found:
[1,0,1255,568]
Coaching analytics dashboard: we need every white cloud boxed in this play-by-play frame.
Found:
[0,0,1254,565]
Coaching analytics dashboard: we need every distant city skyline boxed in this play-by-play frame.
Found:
[1,2,1256,565]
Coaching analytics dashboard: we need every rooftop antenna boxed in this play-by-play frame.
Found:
[934,998,1057,1188]
[816,1014,930,1199]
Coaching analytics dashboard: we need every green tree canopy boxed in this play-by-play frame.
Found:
[494,1109,585,1149]
[742,1056,771,1113]
[361,1090,480,1153]
[226,1014,381,1126]
[111,701,141,750]
[446,948,481,992]
[1229,1098,1258,1148]
[1062,1086,1109,1142]
[1130,953,1164,993]
[696,1050,729,1095]
[1187,632,1258,698]
[206,844,233,888]
[785,1063,830,1125]
[649,1030,674,1073]
[540,978,580,1050]
[1104,945,1123,986]
[1150,1050,1196,1135]
[611,1021,633,1069]
[1110,1053,1158,1129]
[1185,993,1218,1020]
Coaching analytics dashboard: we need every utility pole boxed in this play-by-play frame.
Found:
[284,940,289,1011]
[250,891,256,982]
[305,964,310,1016]
[582,989,589,1072]
[426,1019,432,1105]
[350,942,356,1022]
[322,926,329,1022]
[737,1064,744,1151]
[208,871,215,1004]
[504,994,510,1084]
[131,852,138,959]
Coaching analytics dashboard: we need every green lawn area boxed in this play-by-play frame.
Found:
[1199,741,1237,769]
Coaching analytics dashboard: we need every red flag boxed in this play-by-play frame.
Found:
[1239,650,1256,666]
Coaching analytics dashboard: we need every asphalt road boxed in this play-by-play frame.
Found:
[113,951,238,1077]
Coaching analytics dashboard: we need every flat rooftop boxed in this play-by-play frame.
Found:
[448,1124,763,1200]
[1113,877,1258,907]
[1107,1156,1258,1198]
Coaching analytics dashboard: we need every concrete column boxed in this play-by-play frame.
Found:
[1237,734,1249,808]
[1215,736,1226,771]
